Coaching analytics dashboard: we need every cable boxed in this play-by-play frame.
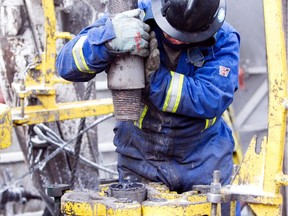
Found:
[36,113,114,171]
[7,113,116,187]
[33,124,117,175]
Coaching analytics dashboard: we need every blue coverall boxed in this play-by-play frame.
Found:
[56,0,240,197]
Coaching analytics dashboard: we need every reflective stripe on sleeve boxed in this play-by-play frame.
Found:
[72,36,95,73]
[202,117,217,132]
[162,71,184,113]
[134,105,148,129]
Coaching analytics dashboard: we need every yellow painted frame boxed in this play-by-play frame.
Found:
[11,0,114,126]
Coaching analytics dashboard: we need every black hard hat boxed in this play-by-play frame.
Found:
[151,0,226,43]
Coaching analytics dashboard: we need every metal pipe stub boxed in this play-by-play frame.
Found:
[109,182,147,204]
[107,0,145,121]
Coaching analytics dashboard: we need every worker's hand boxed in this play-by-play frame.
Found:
[106,9,150,57]
[145,31,160,83]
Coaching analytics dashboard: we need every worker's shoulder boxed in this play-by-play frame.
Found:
[219,22,239,36]
[216,22,240,43]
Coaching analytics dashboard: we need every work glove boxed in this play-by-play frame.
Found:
[106,9,151,57]
[145,31,160,83]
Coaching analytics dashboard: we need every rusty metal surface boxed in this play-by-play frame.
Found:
[111,90,141,120]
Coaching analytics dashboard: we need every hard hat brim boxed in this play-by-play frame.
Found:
[151,0,226,43]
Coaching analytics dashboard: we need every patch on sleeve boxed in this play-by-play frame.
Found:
[219,66,230,77]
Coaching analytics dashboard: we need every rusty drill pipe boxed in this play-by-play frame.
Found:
[107,0,145,121]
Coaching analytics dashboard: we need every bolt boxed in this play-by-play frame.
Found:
[211,170,221,194]
[211,170,222,216]
[213,170,221,183]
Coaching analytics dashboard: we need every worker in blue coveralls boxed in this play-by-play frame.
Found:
[56,0,240,214]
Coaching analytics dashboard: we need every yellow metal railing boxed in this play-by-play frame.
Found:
[262,0,288,194]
